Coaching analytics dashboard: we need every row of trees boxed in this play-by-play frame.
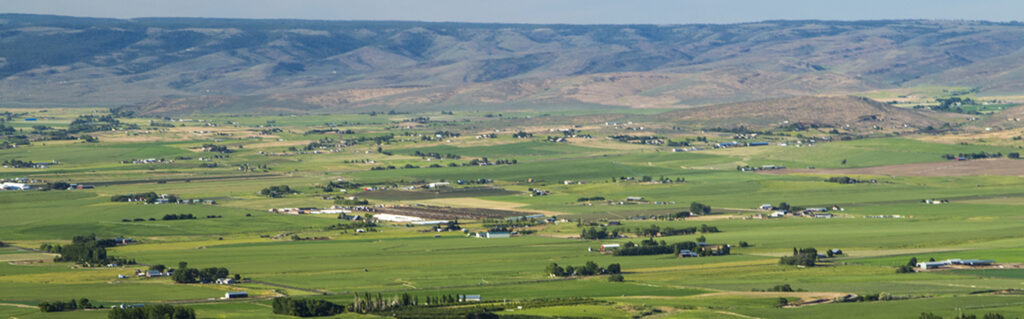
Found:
[170,261,231,284]
[545,261,620,277]
[628,224,719,238]
[108,304,195,319]
[580,227,618,240]
[779,248,818,267]
[272,297,345,317]
[260,185,296,198]
[110,192,177,204]
[38,298,98,312]
[41,234,132,266]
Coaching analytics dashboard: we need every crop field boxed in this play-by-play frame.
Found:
[4,107,1024,318]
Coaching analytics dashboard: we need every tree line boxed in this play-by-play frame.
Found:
[545,261,620,277]
[108,304,196,319]
[169,261,233,284]
[38,298,101,312]
[779,247,819,267]
[40,234,133,266]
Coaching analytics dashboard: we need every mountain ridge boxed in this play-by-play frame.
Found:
[2,14,1024,113]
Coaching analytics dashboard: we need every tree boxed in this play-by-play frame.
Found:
[919,313,943,319]
[897,265,915,273]
[608,274,624,282]
[545,263,564,277]
[778,202,791,211]
[606,263,621,274]
[583,261,600,275]
[150,264,166,272]
[690,202,711,215]
[776,297,788,308]
[907,257,918,266]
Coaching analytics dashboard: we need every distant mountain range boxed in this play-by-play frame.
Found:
[2,14,1024,114]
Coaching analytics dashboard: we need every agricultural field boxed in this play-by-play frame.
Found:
[3,106,1024,318]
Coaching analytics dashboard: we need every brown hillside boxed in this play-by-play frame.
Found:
[665,96,945,130]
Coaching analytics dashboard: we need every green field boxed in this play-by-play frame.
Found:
[3,107,1024,318]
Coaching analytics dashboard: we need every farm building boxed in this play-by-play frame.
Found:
[917,261,949,269]
[601,244,620,251]
[1,182,30,190]
[626,196,644,201]
[477,231,510,238]
[462,295,481,302]
[679,250,699,257]
[428,182,450,189]
[950,259,994,266]
[224,292,248,299]
[216,278,236,285]
[759,204,773,210]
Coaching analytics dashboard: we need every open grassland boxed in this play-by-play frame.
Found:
[5,108,1024,317]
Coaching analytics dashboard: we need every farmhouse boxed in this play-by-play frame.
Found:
[216,278,237,285]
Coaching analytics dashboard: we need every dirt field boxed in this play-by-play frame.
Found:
[761,158,1024,177]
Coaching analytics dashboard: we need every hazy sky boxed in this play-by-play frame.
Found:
[4,0,1024,24]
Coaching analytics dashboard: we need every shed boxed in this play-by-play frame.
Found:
[224,291,248,299]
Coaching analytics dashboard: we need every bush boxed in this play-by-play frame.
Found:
[897,265,916,273]
[608,274,624,282]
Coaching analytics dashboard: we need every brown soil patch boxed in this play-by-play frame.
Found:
[761,158,1024,177]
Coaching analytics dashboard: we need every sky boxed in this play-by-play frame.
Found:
[3,0,1024,24]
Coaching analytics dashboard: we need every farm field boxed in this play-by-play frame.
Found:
[3,106,1024,318]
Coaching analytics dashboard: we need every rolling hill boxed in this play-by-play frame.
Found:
[664,96,951,130]
[3,15,1024,113]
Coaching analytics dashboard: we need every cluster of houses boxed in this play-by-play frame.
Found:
[2,161,59,169]
[866,214,905,219]
[752,204,843,219]
[671,147,703,152]
[270,206,352,215]
[472,231,511,238]
[121,158,169,164]
[917,259,995,270]
[528,188,550,197]
[738,164,787,172]
[679,242,732,257]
